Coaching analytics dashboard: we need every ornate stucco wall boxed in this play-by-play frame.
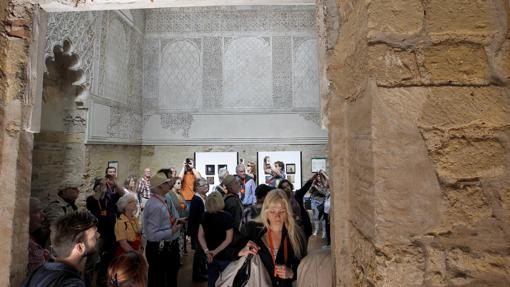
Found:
[141,6,326,145]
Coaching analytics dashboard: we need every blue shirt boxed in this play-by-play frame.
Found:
[142,193,180,242]
[240,177,256,206]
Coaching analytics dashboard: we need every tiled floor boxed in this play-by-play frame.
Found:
[177,232,329,287]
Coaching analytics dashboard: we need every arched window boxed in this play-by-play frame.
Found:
[159,40,202,110]
[223,37,272,108]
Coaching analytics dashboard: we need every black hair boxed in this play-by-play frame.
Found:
[255,184,274,200]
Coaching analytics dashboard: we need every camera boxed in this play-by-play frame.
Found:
[185,158,191,165]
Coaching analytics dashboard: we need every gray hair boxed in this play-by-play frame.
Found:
[194,177,209,192]
[116,193,138,214]
[218,167,229,182]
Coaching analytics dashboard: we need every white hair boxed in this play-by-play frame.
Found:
[218,167,229,181]
[116,193,138,214]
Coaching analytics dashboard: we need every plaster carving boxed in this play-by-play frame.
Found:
[272,36,293,108]
[62,112,87,133]
[159,39,202,110]
[108,105,143,141]
[299,112,321,126]
[223,37,272,108]
[202,37,223,108]
[160,113,194,137]
[46,13,98,108]
[293,38,319,108]
[145,6,316,34]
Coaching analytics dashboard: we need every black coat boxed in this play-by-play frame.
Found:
[187,194,204,238]
[294,179,314,239]
[236,222,306,287]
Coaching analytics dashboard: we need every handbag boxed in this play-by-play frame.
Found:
[215,254,271,287]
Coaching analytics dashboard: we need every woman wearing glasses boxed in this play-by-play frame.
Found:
[237,189,306,287]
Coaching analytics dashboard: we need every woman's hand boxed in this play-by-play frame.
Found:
[274,265,294,279]
[238,240,259,257]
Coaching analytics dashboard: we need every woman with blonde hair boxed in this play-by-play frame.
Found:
[198,192,235,287]
[237,189,306,287]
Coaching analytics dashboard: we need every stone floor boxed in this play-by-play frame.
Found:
[177,232,329,287]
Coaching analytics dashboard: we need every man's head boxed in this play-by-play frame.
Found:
[58,186,80,202]
[150,172,175,196]
[29,197,45,233]
[105,166,117,179]
[144,168,152,179]
[277,179,294,198]
[222,175,241,194]
[194,177,209,196]
[274,161,284,171]
[255,184,274,203]
[50,211,99,260]
[236,164,246,179]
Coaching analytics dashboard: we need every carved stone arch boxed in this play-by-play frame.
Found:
[44,38,89,109]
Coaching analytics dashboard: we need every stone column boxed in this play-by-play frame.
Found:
[328,0,510,286]
[0,1,35,286]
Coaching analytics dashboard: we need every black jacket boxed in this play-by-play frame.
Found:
[236,222,306,287]
[223,193,243,231]
[294,179,314,239]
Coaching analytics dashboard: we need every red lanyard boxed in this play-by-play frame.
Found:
[153,195,176,225]
[267,229,288,277]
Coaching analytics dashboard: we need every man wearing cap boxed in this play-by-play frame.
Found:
[222,175,243,231]
[43,185,79,226]
[143,172,185,287]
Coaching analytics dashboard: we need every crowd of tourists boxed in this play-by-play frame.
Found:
[23,158,331,287]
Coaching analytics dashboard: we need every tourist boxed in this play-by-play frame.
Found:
[188,177,209,281]
[165,176,189,257]
[235,164,256,207]
[136,168,151,209]
[178,158,202,209]
[27,197,51,274]
[22,211,99,287]
[143,172,184,287]
[107,251,148,287]
[242,184,273,224]
[198,192,235,287]
[122,175,137,194]
[237,189,306,287]
[114,193,142,255]
[221,175,243,231]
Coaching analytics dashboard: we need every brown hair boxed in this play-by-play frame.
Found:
[108,251,148,287]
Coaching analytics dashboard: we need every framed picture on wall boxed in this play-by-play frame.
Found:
[205,165,215,175]
[286,163,296,174]
[311,157,327,173]
[195,152,238,194]
[107,161,119,174]
[257,151,302,189]
[218,164,227,173]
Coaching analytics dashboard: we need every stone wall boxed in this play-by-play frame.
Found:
[328,0,510,286]
[0,0,35,285]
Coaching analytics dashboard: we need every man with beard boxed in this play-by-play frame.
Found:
[22,211,99,287]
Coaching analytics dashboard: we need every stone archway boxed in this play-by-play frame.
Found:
[1,1,510,287]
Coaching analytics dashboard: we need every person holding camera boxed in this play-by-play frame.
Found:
[178,158,202,210]
[143,172,185,287]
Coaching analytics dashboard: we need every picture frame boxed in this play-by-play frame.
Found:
[107,160,119,174]
[257,151,302,189]
[286,163,296,174]
[195,152,238,194]
[311,157,327,173]
[205,165,215,175]
[218,164,227,173]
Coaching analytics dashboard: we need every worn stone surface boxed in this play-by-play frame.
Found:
[426,0,501,43]
[367,0,423,38]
